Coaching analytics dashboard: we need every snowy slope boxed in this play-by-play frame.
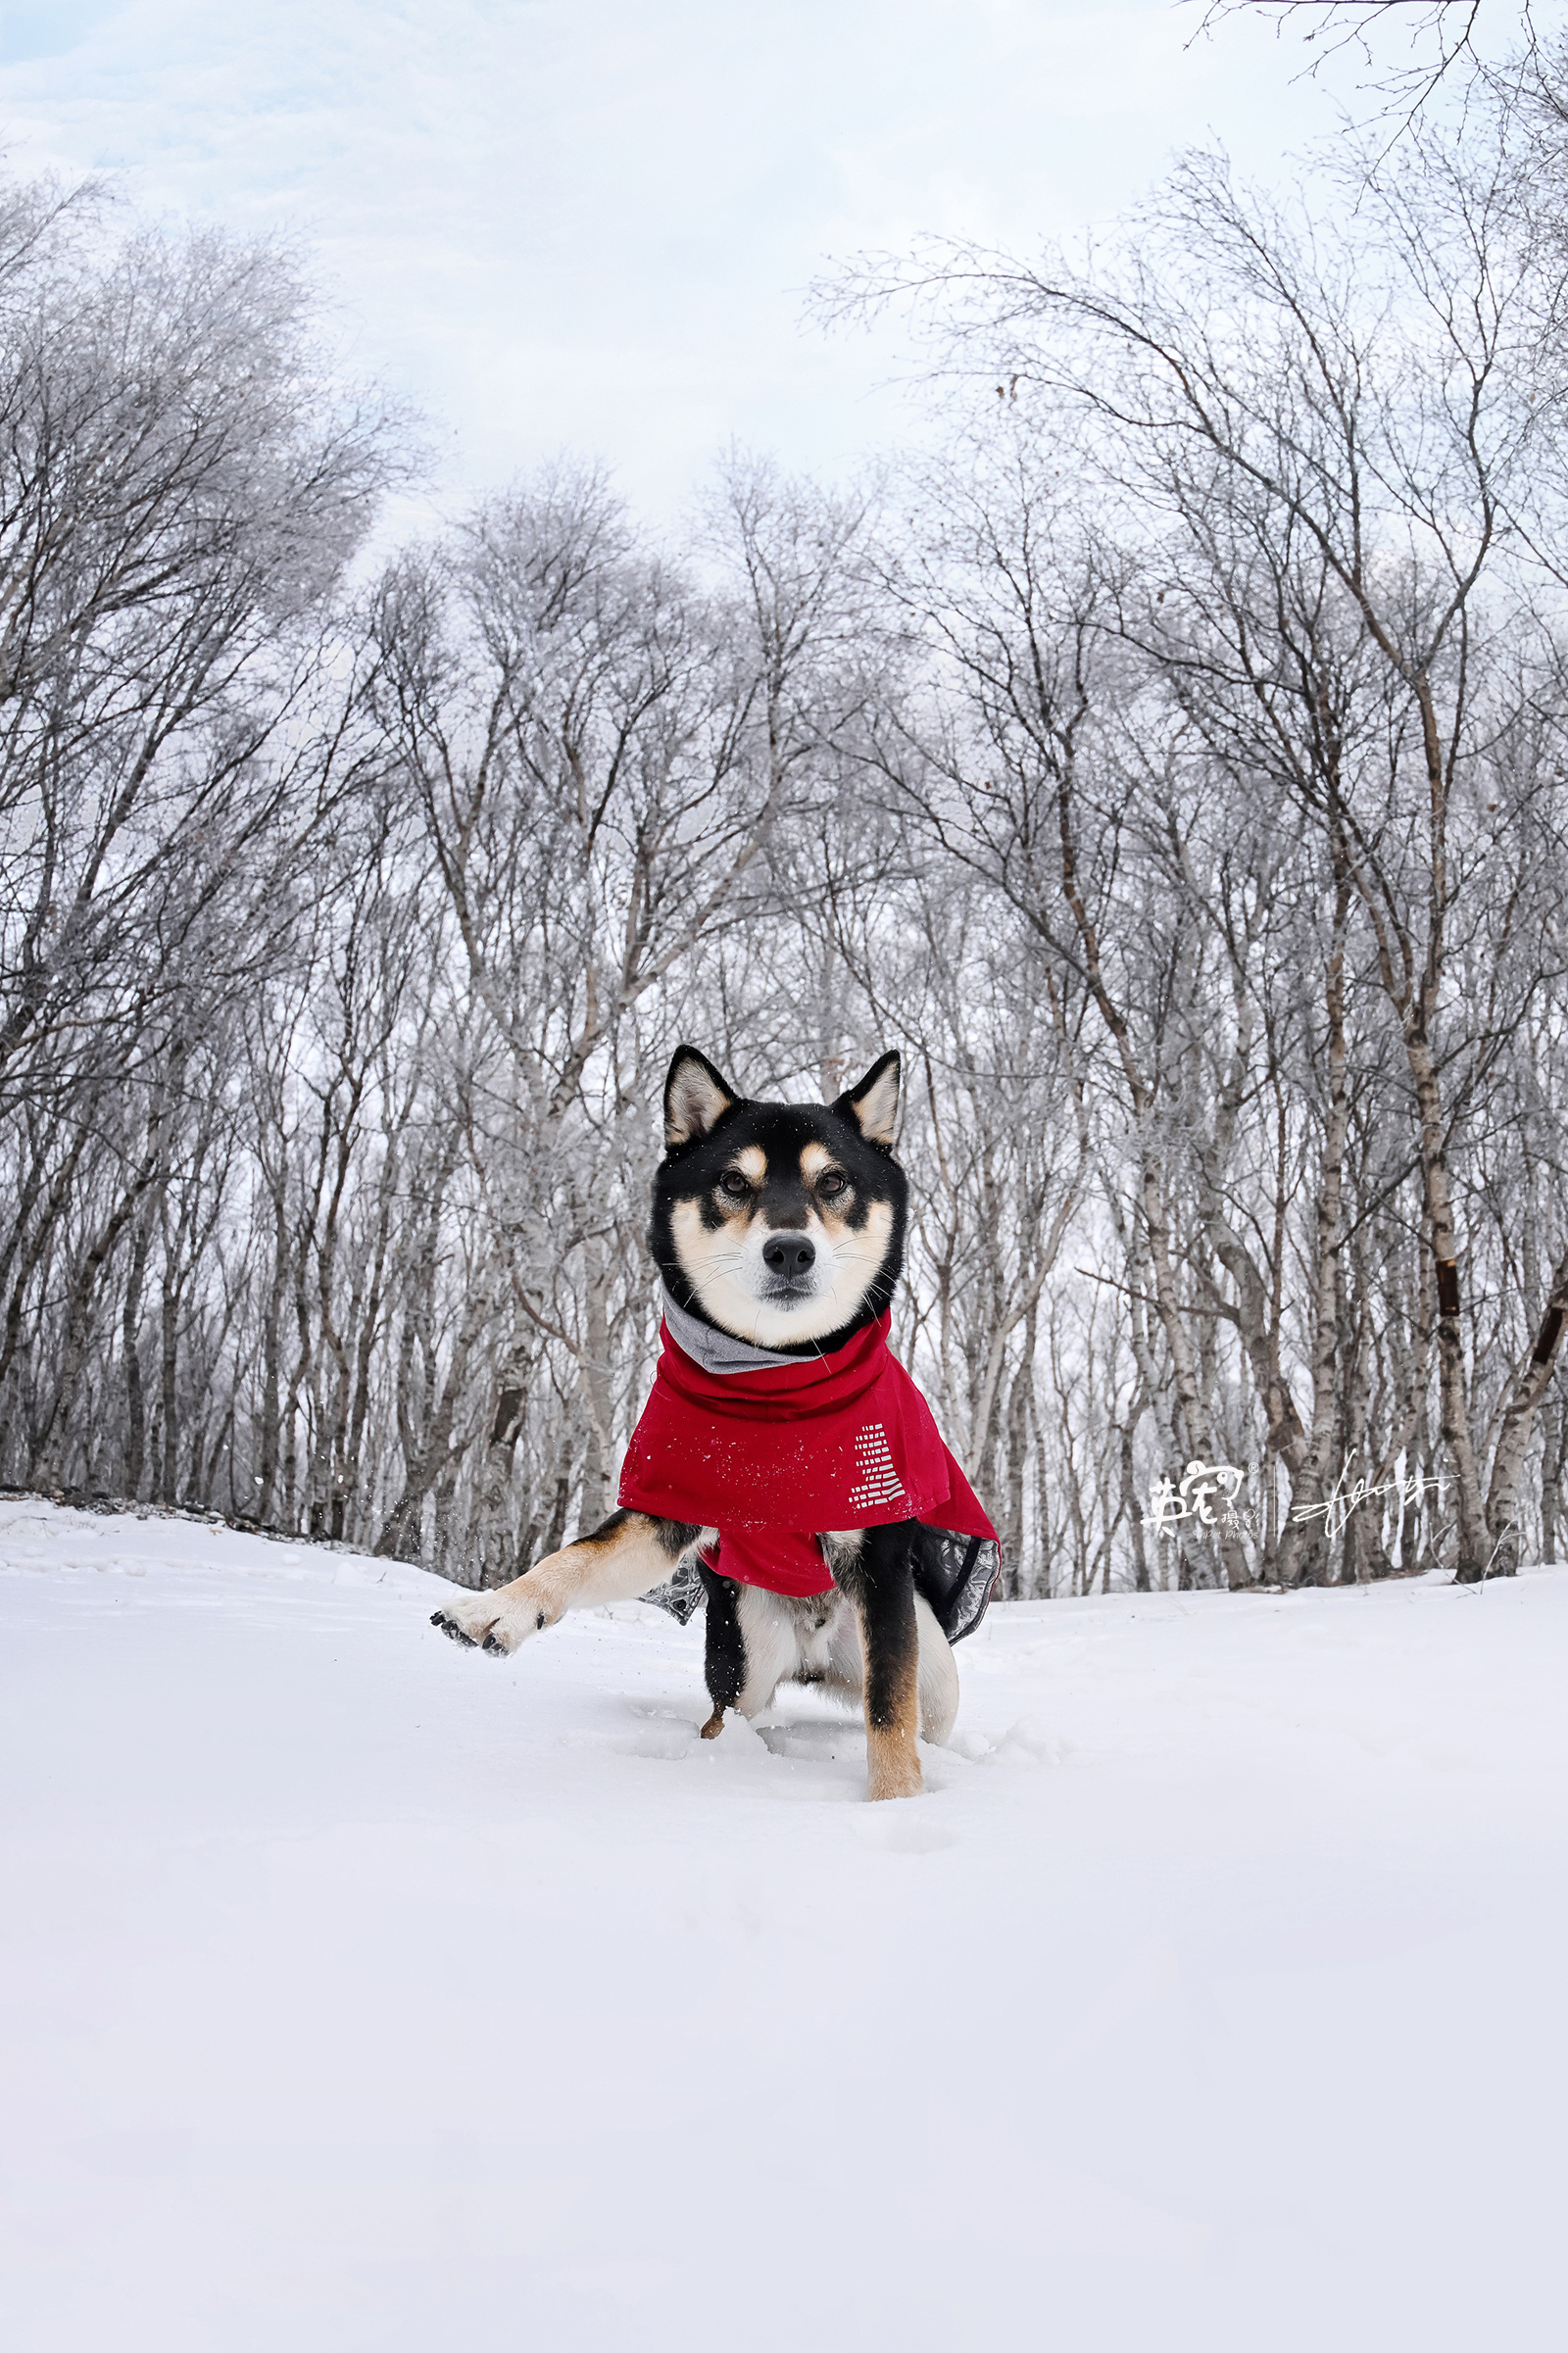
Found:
[2,1497,1565,2353]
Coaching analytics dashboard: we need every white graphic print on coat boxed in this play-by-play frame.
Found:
[847,1424,906,1513]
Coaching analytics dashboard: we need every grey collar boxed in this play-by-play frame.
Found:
[660,1287,799,1376]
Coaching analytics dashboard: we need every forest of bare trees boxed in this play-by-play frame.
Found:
[7,64,1568,1595]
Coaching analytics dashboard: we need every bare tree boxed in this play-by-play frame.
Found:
[827,114,1568,1576]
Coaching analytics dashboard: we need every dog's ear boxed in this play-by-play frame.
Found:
[663,1046,737,1149]
[832,1052,901,1149]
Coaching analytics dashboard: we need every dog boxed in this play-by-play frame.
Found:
[432,1047,999,1800]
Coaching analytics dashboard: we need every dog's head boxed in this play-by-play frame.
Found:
[649,1046,906,1352]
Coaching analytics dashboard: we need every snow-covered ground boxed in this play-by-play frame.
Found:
[2,1498,1565,2353]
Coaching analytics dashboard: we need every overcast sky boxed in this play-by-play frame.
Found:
[2,1,1556,521]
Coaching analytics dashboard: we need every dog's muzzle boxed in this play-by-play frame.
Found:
[761,1233,815,1281]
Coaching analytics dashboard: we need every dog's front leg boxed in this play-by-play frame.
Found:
[832,1523,924,1801]
[431,1511,704,1655]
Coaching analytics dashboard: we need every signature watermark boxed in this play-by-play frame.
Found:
[1289,1464,1441,1545]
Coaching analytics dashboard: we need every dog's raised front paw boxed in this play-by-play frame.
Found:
[473,1599,555,1654]
[427,1585,556,1655]
[428,1593,503,1649]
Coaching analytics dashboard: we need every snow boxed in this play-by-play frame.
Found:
[3,1498,1565,2353]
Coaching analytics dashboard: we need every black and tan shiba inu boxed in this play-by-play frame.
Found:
[432,1048,998,1800]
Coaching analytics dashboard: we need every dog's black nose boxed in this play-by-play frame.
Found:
[762,1233,815,1279]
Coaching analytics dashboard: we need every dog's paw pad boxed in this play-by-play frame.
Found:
[480,1631,510,1655]
[431,1612,477,1647]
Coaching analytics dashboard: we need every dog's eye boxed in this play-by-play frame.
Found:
[718,1170,751,1200]
[817,1171,848,1199]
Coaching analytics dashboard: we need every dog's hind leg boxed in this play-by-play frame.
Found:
[913,1590,958,1746]
[816,1584,956,1747]
[733,1585,804,1719]
[698,1563,744,1737]
[833,1522,923,1801]
[430,1511,707,1656]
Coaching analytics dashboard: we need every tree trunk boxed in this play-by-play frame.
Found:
[1274,878,1351,1587]
[575,1230,616,1532]
[373,1270,493,1560]
[158,1246,181,1505]
[476,1366,529,1590]
[1407,1037,1487,1575]
[1481,1246,1568,1578]
[1001,1299,1037,1590]
[1140,1149,1250,1589]
[31,1166,151,1490]
[1541,1396,1564,1568]
[122,1204,153,1499]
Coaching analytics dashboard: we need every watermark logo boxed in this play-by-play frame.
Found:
[1145,1460,1255,1538]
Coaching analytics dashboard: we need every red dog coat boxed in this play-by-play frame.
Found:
[617,1308,998,1609]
